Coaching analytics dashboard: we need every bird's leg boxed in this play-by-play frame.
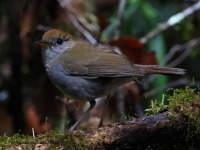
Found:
[69,100,96,131]
[56,96,78,127]
[98,95,112,127]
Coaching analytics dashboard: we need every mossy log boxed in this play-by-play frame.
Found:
[83,111,191,149]
[33,109,199,149]
[4,87,200,149]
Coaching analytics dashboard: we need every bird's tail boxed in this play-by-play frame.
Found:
[134,65,186,75]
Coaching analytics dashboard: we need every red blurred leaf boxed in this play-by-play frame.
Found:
[20,0,35,62]
[109,37,158,65]
[24,103,51,134]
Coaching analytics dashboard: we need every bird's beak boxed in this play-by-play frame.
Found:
[35,40,50,47]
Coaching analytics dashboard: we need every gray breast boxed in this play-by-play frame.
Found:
[45,63,133,101]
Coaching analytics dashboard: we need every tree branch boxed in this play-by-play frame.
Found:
[6,99,200,149]
[144,37,200,89]
[140,1,200,44]
[113,0,127,40]
[57,0,98,45]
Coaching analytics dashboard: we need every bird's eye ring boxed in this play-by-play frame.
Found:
[56,38,63,45]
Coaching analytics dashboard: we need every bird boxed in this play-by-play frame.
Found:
[35,29,185,131]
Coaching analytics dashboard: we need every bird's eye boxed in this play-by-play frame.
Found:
[56,38,63,45]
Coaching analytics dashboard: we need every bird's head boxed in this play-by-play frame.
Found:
[36,29,75,58]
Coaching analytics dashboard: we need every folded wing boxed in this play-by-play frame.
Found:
[57,42,144,78]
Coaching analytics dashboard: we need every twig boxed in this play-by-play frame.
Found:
[167,37,200,67]
[160,45,183,66]
[67,13,98,45]
[32,128,35,139]
[113,0,127,39]
[37,25,52,32]
[140,1,200,44]
[144,37,200,87]
[143,78,191,98]
[57,0,98,45]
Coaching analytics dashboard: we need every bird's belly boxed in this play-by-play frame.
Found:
[46,65,132,101]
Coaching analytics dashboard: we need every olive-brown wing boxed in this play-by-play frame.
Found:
[58,42,144,77]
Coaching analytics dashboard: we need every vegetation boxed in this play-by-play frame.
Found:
[0,86,199,149]
[146,86,200,138]
[0,129,88,149]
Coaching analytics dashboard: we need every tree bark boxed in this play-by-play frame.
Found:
[7,110,200,149]
[85,111,188,149]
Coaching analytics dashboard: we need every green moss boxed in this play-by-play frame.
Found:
[146,86,200,137]
[145,94,168,116]
[0,134,35,149]
[168,87,200,137]
[0,129,89,149]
